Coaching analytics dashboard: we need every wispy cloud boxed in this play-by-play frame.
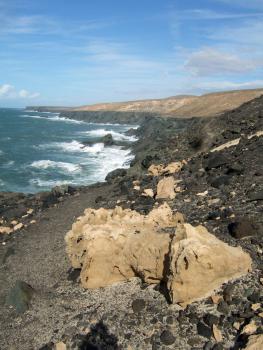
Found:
[185,48,257,76]
[0,84,40,99]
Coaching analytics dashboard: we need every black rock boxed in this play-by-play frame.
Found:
[210,175,231,188]
[160,330,175,345]
[212,344,223,350]
[203,314,220,327]
[248,190,263,201]
[247,292,260,303]
[102,133,114,146]
[217,301,230,315]
[223,285,235,303]
[228,219,258,239]
[131,299,146,313]
[205,154,229,170]
[197,322,213,339]
[52,185,75,197]
[105,168,127,183]
[6,280,35,314]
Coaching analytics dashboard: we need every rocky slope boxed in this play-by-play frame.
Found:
[1,95,263,350]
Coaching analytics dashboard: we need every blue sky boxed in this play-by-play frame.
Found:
[0,0,263,107]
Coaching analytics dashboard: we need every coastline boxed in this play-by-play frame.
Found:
[1,97,263,349]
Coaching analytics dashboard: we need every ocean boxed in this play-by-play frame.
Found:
[0,108,137,193]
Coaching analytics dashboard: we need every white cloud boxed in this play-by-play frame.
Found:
[18,89,40,98]
[0,83,40,99]
[185,48,257,76]
[0,84,15,97]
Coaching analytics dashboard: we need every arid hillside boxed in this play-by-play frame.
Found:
[74,88,263,117]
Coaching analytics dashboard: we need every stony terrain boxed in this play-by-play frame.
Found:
[1,95,263,350]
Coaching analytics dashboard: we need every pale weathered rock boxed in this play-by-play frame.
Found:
[66,205,252,305]
[148,161,185,176]
[65,204,178,289]
[244,334,263,350]
[241,320,258,335]
[213,324,223,342]
[55,342,67,350]
[143,188,154,197]
[156,176,176,200]
[13,223,24,231]
[0,226,13,234]
[167,223,252,305]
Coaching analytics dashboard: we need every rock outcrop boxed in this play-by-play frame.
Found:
[65,205,252,305]
[156,176,176,200]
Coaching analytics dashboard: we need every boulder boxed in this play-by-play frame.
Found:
[6,280,35,314]
[102,133,114,146]
[148,161,184,176]
[156,176,176,200]
[167,224,252,305]
[65,205,252,305]
[65,204,177,288]
[244,334,263,350]
[228,219,259,239]
[105,168,127,183]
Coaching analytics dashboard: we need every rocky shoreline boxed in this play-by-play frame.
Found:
[1,96,263,349]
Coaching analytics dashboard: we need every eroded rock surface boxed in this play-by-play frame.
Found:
[66,204,252,305]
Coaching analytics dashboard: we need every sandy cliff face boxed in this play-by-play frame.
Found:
[73,89,263,117]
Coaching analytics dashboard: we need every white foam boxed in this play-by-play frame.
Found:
[83,128,138,142]
[30,178,71,188]
[39,140,105,154]
[21,114,85,124]
[31,160,81,173]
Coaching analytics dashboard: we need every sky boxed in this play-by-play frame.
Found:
[0,0,263,107]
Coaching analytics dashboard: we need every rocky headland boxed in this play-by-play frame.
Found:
[1,94,263,350]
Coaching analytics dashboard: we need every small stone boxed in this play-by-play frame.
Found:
[11,220,18,226]
[160,330,175,345]
[0,226,13,234]
[131,299,146,313]
[27,208,34,214]
[197,322,213,339]
[233,322,241,330]
[213,324,223,342]
[143,189,154,197]
[217,300,229,315]
[223,285,235,302]
[211,295,222,304]
[13,223,23,231]
[260,278,263,285]
[251,303,261,311]
[55,342,66,350]
[241,320,258,335]
[204,314,220,327]
[30,220,36,224]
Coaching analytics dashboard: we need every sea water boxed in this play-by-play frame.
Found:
[0,108,137,193]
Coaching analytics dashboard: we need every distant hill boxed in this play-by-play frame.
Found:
[27,88,263,118]
[73,88,263,117]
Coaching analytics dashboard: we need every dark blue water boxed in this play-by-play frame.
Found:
[0,109,137,193]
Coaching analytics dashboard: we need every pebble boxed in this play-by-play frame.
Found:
[197,322,213,339]
[160,330,175,345]
[131,299,146,313]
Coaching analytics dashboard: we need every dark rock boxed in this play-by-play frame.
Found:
[52,185,75,197]
[203,314,220,327]
[2,205,28,220]
[131,299,146,313]
[226,163,244,175]
[212,344,223,350]
[210,175,231,188]
[105,168,127,183]
[197,322,213,339]
[35,192,57,208]
[203,341,214,350]
[248,190,263,201]
[217,301,230,315]
[247,292,260,303]
[102,133,114,146]
[223,285,235,303]
[67,268,81,283]
[205,154,229,170]
[228,219,258,239]
[6,280,35,314]
[160,330,175,345]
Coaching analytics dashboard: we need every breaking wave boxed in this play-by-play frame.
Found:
[31,160,81,173]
